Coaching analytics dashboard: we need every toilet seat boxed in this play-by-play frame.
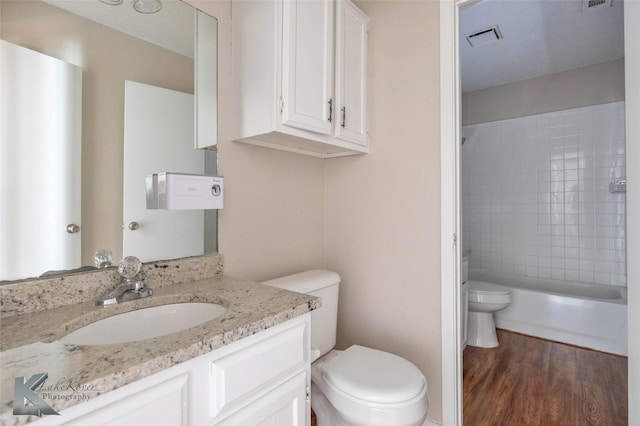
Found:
[469,281,511,304]
[311,347,429,426]
[321,345,426,403]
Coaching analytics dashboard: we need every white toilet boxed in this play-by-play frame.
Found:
[467,281,511,348]
[264,270,429,426]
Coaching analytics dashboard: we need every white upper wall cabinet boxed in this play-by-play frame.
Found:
[232,0,368,158]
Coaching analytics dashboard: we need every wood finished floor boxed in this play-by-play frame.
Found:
[463,329,628,426]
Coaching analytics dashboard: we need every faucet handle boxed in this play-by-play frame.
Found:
[118,256,142,280]
[93,249,113,268]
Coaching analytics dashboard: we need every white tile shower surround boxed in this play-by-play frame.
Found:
[462,101,626,287]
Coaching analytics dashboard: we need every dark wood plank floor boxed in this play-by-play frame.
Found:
[463,329,628,426]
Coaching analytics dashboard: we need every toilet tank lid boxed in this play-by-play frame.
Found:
[263,270,340,293]
[322,345,426,404]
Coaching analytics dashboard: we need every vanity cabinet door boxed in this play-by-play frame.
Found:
[281,0,334,135]
[33,372,189,426]
[209,321,307,418]
[334,0,368,146]
[216,371,308,426]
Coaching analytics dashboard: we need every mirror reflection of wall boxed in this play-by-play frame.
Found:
[0,0,217,281]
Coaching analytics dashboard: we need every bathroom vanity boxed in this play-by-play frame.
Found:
[0,254,319,425]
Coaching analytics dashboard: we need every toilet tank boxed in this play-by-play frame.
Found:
[263,270,340,359]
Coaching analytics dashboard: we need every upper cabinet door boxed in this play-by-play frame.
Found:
[335,0,368,146]
[281,0,334,135]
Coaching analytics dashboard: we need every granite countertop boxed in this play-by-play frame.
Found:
[0,273,320,425]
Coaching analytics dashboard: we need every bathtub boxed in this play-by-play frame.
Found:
[468,270,628,356]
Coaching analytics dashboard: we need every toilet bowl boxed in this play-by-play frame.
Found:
[264,270,429,426]
[311,347,429,426]
[467,281,511,348]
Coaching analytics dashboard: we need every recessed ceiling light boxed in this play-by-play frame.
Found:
[133,0,162,14]
[98,0,123,5]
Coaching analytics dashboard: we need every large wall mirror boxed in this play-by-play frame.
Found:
[0,0,218,282]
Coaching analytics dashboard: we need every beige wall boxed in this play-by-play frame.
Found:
[462,58,625,125]
[190,0,443,422]
[217,144,326,281]
[324,1,442,421]
[1,0,194,265]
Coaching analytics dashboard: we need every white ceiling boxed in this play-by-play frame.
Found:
[46,0,624,92]
[44,0,195,58]
[460,0,625,93]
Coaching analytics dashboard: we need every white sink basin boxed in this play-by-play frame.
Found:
[61,303,227,345]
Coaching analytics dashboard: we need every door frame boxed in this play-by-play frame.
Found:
[439,1,463,424]
[439,0,640,424]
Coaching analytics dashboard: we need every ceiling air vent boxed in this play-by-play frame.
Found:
[582,0,612,13]
[465,25,503,48]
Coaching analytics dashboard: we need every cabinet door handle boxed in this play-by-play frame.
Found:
[341,107,346,128]
[328,99,333,122]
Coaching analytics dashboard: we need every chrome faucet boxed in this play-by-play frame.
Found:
[97,279,153,306]
[96,256,152,306]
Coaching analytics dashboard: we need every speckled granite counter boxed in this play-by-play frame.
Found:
[0,255,320,425]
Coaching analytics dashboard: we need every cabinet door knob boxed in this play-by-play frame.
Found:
[66,224,80,234]
[128,222,140,231]
[341,107,346,128]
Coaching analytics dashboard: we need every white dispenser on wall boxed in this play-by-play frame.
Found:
[146,173,223,210]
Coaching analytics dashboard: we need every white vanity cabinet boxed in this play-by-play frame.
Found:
[34,314,311,426]
[232,0,368,158]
